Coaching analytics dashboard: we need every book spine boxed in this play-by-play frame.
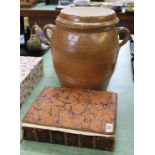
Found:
[23,127,115,151]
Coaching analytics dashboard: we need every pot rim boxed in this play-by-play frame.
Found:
[56,7,119,29]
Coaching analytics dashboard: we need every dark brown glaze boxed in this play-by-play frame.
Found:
[23,87,117,134]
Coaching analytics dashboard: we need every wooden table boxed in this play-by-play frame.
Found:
[20,2,134,34]
[20,41,134,155]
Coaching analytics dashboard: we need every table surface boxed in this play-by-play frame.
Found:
[20,2,134,16]
[20,2,133,12]
[21,2,57,11]
[20,42,134,155]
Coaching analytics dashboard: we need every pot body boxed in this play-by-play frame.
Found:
[51,26,119,90]
[43,7,130,90]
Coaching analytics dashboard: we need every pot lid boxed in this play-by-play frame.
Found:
[56,7,119,29]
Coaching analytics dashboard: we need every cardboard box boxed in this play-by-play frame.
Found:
[20,56,43,107]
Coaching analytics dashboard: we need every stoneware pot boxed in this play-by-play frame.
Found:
[43,7,130,90]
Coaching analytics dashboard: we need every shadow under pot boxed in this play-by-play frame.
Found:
[43,7,130,90]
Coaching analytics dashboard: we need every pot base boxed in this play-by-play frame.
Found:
[58,76,110,91]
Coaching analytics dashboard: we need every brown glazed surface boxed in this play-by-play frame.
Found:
[43,7,130,90]
[23,87,117,134]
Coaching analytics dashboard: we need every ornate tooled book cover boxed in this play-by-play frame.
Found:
[23,87,117,134]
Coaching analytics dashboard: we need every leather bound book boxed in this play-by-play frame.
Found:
[22,87,117,151]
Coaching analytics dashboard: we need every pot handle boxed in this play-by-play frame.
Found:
[43,24,56,44]
[116,27,131,48]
